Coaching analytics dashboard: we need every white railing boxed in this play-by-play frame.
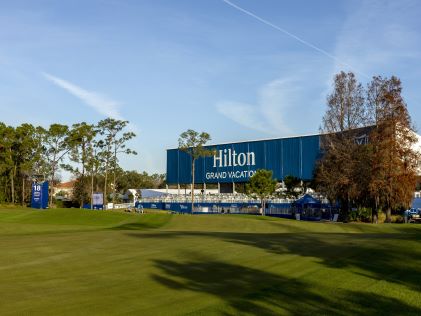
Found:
[109,203,134,209]
[140,193,331,205]
[141,194,296,204]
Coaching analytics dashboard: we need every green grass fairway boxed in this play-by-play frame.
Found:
[0,209,420,315]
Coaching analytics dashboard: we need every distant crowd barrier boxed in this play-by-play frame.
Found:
[135,201,334,221]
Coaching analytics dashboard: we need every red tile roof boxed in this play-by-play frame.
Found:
[56,181,76,189]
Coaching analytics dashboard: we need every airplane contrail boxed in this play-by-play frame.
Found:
[222,0,369,78]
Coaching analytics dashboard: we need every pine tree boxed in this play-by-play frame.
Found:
[178,130,214,213]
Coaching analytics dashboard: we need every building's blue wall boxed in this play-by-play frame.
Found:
[167,134,322,184]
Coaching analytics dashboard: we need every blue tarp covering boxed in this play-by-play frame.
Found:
[291,194,326,221]
[292,194,322,207]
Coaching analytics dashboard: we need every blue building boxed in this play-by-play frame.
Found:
[166,133,322,190]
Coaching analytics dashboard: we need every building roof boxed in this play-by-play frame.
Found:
[56,181,76,189]
[166,132,321,150]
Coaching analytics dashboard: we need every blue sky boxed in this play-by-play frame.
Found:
[1,0,420,177]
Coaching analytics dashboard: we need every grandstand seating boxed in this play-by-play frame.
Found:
[140,192,328,204]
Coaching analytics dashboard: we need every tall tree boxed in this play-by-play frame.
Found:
[178,130,214,213]
[86,139,104,209]
[42,124,72,206]
[316,71,367,216]
[0,124,45,205]
[0,124,16,203]
[63,122,97,207]
[110,130,136,207]
[323,71,366,133]
[31,126,50,181]
[97,118,136,209]
[246,169,277,215]
[367,76,419,222]
[316,72,419,223]
[14,124,43,206]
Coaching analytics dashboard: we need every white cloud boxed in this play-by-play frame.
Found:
[216,101,267,133]
[42,72,124,120]
[333,0,420,80]
[217,78,301,136]
[259,79,295,135]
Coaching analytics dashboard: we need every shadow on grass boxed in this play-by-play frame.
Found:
[151,258,421,315]
[109,222,158,230]
[131,230,421,293]
[109,214,172,231]
[215,231,421,293]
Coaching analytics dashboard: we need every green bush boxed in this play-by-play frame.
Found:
[348,208,372,222]
[377,211,386,223]
[54,199,64,208]
[391,215,404,223]
[348,210,358,222]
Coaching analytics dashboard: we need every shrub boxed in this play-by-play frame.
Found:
[377,211,386,223]
[391,215,404,223]
[348,207,372,222]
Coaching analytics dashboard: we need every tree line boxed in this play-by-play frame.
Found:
[65,170,166,207]
[315,71,420,223]
[0,118,144,207]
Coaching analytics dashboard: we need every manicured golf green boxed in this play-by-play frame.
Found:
[0,208,420,315]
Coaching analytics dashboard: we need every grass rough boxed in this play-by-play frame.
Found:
[0,208,420,315]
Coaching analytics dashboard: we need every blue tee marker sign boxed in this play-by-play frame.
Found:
[31,181,49,209]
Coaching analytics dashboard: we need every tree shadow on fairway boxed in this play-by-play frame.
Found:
[110,222,159,230]
[151,258,421,315]
[131,230,421,293]
[109,215,172,231]
[214,232,421,293]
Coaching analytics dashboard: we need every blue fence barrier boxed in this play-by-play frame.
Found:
[82,204,104,210]
[136,201,335,221]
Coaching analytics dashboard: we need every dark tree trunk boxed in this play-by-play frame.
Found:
[104,170,108,209]
[372,209,378,224]
[22,177,25,206]
[191,158,195,214]
[91,173,94,210]
[340,198,349,222]
[385,207,392,223]
[112,170,116,209]
[10,170,15,204]
[261,199,265,216]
